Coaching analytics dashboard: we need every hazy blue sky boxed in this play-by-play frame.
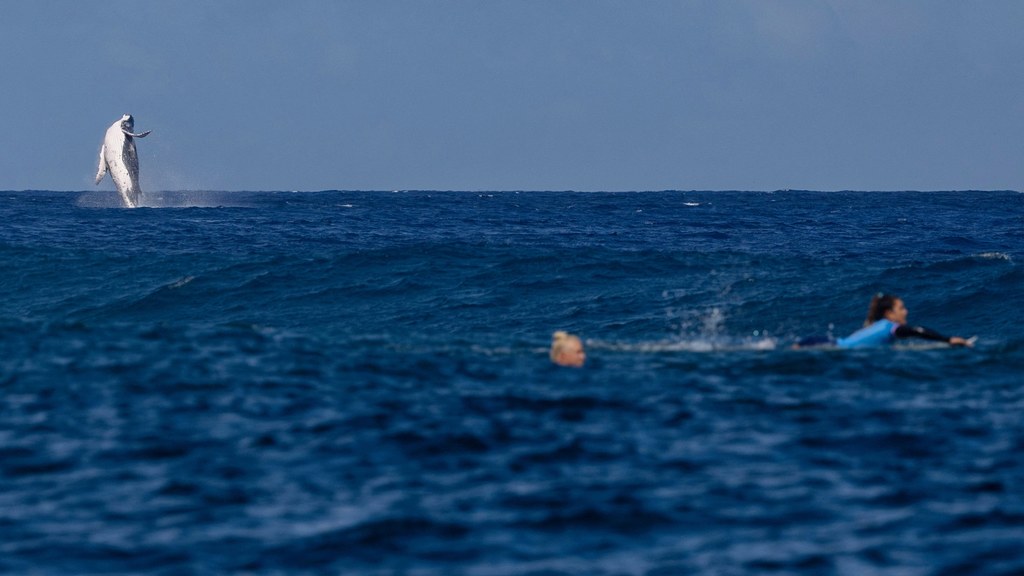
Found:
[2,1,1021,192]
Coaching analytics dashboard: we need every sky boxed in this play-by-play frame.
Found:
[1,1,1021,192]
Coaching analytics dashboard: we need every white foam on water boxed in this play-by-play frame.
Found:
[76,190,254,209]
[588,337,778,354]
[974,252,1012,262]
[138,191,253,208]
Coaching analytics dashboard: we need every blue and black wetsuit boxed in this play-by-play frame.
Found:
[796,319,954,348]
[836,319,953,349]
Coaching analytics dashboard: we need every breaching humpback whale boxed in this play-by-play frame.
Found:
[95,114,151,208]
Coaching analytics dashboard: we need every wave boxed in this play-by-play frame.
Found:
[75,190,257,209]
[589,337,779,353]
[974,251,1013,262]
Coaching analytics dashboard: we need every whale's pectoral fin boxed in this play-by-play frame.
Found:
[95,144,108,184]
[122,129,152,138]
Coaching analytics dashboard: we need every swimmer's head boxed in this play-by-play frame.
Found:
[866,293,907,326]
[550,331,586,367]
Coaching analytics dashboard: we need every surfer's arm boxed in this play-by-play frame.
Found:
[95,144,108,184]
[894,325,973,346]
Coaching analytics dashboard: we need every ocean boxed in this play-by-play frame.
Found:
[1,190,1022,575]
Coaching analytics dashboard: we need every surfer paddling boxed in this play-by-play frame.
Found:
[797,293,974,349]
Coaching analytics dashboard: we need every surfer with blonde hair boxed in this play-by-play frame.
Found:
[550,331,586,367]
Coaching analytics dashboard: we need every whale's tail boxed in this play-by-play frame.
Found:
[94,143,108,185]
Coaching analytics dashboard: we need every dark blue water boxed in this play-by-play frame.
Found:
[2,190,1022,575]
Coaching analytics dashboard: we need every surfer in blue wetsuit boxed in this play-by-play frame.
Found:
[798,293,974,349]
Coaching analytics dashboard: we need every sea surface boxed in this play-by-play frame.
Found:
[1,190,1022,575]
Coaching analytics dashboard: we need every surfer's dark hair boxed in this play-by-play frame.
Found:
[865,293,899,326]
